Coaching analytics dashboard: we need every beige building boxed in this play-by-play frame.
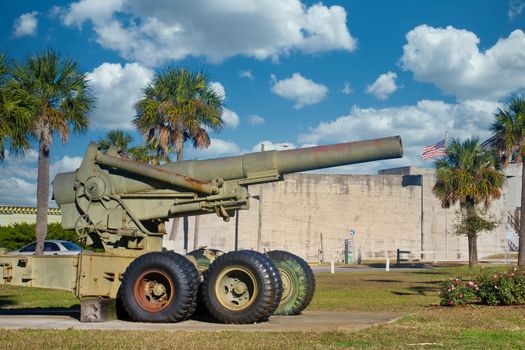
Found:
[165,166,515,262]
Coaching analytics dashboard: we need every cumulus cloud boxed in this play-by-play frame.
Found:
[87,62,153,129]
[239,70,255,80]
[191,138,241,158]
[209,82,240,129]
[298,99,499,172]
[60,0,356,65]
[222,108,240,129]
[271,73,328,108]
[402,25,525,100]
[366,71,398,100]
[0,154,83,206]
[12,11,38,37]
[209,82,225,100]
[248,115,266,125]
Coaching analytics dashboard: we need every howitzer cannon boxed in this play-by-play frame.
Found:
[2,135,402,324]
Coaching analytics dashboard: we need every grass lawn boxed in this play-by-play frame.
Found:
[1,264,524,349]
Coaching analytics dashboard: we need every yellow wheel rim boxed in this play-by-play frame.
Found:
[215,265,258,311]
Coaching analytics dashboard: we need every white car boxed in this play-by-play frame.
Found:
[9,240,82,256]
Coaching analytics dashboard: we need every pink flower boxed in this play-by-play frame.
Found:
[494,285,498,289]
[451,286,455,291]
[459,294,463,298]
[466,281,474,287]
[449,300,454,305]
[455,280,460,286]
[447,289,451,292]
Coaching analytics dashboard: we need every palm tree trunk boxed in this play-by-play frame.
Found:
[467,234,478,269]
[467,235,478,269]
[34,139,49,256]
[519,161,525,266]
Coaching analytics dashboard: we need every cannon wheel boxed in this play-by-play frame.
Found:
[202,250,280,324]
[119,252,198,322]
[266,250,315,315]
[186,248,224,280]
[248,251,282,321]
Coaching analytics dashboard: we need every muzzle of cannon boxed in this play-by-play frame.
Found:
[53,136,402,252]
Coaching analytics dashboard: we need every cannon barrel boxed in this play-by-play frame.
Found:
[53,135,402,206]
[167,135,403,182]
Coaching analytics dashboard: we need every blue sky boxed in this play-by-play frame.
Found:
[1,0,525,206]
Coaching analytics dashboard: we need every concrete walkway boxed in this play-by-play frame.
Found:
[0,310,403,332]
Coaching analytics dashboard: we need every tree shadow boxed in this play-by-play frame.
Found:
[391,285,439,297]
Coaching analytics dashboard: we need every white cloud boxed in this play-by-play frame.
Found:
[62,0,125,27]
[271,73,328,109]
[60,0,356,65]
[210,82,226,100]
[509,0,525,21]
[239,70,254,80]
[341,82,353,95]
[298,99,500,173]
[0,154,84,207]
[222,108,240,129]
[208,82,239,129]
[50,156,82,177]
[252,141,296,152]
[248,115,265,125]
[366,71,398,100]
[12,11,38,37]
[402,25,525,100]
[87,62,153,130]
[191,138,241,158]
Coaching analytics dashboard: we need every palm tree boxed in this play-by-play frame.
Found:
[98,129,134,157]
[133,67,224,249]
[433,138,505,268]
[129,143,171,165]
[11,49,94,256]
[0,53,33,160]
[133,67,224,162]
[491,97,525,266]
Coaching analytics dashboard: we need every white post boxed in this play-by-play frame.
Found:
[386,255,390,272]
[330,260,335,274]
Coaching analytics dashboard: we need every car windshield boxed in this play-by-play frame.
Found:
[61,241,82,251]
[19,243,36,252]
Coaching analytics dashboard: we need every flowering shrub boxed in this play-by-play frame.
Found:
[476,267,525,305]
[439,277,477,306]
[440,266,525,306]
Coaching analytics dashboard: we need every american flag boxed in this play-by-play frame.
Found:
[421,139,446,160]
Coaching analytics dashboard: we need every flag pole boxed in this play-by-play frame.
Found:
[444,129,449,261]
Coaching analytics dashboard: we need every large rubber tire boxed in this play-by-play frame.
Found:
[119,252,197,322]
[201,250,279,324]
[167,251,200,320]
[267,250,316,315]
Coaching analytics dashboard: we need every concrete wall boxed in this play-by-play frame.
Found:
[164,168,510,262]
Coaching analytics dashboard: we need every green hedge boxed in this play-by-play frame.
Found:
[0,222,83,251]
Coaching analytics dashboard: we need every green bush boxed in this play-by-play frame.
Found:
[477,267,525,305]
[440,267,525,306]
[439,277,478,306]
[0,222,83,251]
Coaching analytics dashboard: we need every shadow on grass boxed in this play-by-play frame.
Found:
[391,285,439,296]
[0,306,80,320]
[365,279,403,283]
